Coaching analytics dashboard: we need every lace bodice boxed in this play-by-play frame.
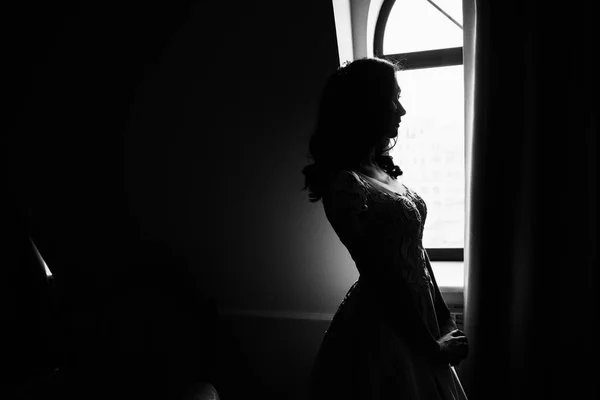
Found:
[323,170,433,295]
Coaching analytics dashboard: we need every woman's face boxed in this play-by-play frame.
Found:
[385,80,406,138]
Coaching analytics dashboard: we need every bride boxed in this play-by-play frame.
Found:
[302,57,468,399]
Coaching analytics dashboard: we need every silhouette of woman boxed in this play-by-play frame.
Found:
[302,58,468,399]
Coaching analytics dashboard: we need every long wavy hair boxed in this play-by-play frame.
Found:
[301,57,403,202]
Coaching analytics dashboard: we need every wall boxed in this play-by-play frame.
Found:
[124,1,353,316]
[6,0,350,315]
[5,1,349,397]
[120,2,351,396]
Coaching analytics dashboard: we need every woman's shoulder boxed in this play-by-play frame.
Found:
[323,169,369,202]
[323,170,370,218]
[325,169,362,187]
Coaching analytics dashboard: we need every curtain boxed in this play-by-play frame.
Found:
[461,1,596,399]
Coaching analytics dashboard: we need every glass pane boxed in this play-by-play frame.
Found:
[391,65,464,248]
[384,0,463,54]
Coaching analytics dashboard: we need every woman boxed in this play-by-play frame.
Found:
[302,58,468,399]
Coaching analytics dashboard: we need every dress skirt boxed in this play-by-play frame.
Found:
[308,279,467,400]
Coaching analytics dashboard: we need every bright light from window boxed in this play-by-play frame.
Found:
[383,0,463,54]
[391,65,464,248]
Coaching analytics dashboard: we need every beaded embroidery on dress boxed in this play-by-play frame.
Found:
[309,170,467,400]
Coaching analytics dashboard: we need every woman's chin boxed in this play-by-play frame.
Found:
[386,130,399,139]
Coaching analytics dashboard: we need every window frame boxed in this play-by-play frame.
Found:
[374,0,465,262]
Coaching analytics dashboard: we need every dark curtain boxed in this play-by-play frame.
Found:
[461,1,596,399]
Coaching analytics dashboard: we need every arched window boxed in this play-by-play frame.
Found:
[375,0,464,262]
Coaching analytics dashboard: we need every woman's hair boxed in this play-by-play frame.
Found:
[301,57,403,202]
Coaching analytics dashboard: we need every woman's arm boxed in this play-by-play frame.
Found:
[424,253,458,337]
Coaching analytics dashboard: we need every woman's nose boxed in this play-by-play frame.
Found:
[398,103,406,117]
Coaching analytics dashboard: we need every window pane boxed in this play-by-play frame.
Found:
[383,0,463,54]
[391,65,464,248]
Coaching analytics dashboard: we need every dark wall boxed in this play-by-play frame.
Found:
[6,1,197,290]
[6,0,345,315]
[122,1,350,314]
[5,1,344,398]
[7,0,352,312]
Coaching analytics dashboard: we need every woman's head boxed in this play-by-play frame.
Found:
[302,57,406,201]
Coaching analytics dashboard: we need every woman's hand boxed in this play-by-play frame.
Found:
[437,329,468,366]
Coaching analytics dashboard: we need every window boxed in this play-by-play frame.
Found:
[375,0,464,262]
